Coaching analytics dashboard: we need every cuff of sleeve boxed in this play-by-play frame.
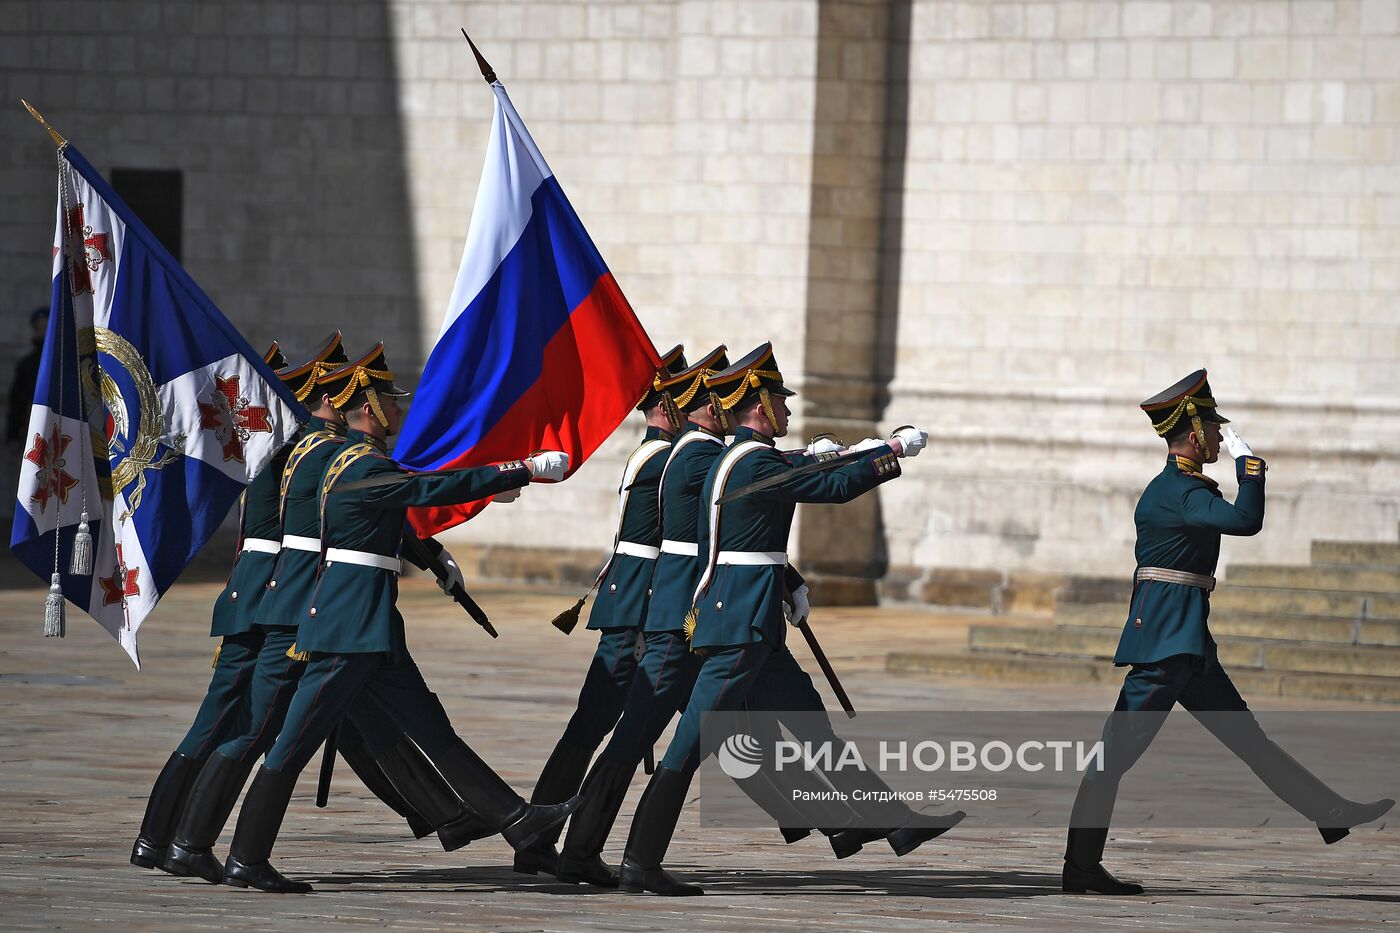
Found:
[869,446,901,479]
[1236,455,1266,482]
[496,463,532,488]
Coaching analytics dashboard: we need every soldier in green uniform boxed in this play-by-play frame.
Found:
[1063,370,1394,896]
[616,344,957,896]
[512,345,687,877]
[556,346,873,887]
[220,345,579,893]
[159,338,485,883]
[130,340,304,870]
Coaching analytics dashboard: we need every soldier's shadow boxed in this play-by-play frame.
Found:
[305,865,1062,898]
[300,865,1400,901]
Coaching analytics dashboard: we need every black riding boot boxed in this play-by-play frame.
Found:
[1062,827,1143,895]
[432,737,582,852]
[375,738,490,852]
[1316,797,1394,844]
[557,757,637,887]
[619,766,702,896]
[515,740,593,875]
[337,725,435,839]
[162,752,256,883]
[131,752,202,869]
[223,767,311,893]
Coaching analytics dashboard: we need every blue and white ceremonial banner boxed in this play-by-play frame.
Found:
[10,145,304,666]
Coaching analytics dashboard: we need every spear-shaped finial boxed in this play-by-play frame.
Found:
[460,28,497,84]
[20,99,66,147]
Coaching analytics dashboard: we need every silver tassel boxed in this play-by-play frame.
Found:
[43,573,66,637]
[69,510,92,576]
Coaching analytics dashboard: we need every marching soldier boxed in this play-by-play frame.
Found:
[512,345,687,877]
[159,337,485,883]
[220,344,578,892]
[615,344,955,896]
[1063,371,1394,895]
[130,341,307,871]
[556,346,859,887]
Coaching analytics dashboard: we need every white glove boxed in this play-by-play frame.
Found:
[788,584,811,627]
[1221,426,1253,460]
[891,426,927,458]
[807,436,843,457]
[849,437,885,453]
[527,450,569,482]
[437,550,465,595]
[494,486,522,503]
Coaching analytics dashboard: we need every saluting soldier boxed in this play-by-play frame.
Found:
[556,346,847,887]
[616,344,952,896]
[1063,371,1394,895]
[130,341,302,871]
[159,337,482,883]
[220,345,578,893]
[512,345,687,877]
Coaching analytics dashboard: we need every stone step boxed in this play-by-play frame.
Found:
[968,624,1400,678]
[1226,564,1400,594]
[887,651,1400,705]
[1311,540,1400,569]
[1210,586,1400,621]
[1054,602,1400,647]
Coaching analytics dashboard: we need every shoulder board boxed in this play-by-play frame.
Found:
[1180,469,1219,490]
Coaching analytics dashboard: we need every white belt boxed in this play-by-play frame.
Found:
[716,550,787,566]
[325,547,402,574]
[660,539,699,556]
[615,541,660,560]
[241,538,281,555]
[281,535,321,552]
[1135,567,1216,592]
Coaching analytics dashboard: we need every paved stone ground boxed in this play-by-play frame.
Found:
[0,579,1395,931]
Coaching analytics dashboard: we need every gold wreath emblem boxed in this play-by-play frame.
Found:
[77,326,184,522]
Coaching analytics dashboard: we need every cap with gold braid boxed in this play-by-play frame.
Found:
[324,342,410,428]
[278,332,349,402]
[1140,369,1230,444]
[263,342,288,371]
[656,344,728,415]
[636,343,687,411]
[702,342,793,433]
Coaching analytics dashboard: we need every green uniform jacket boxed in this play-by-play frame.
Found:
[297,430,531,656]
[587,425,673,631]
[255,416,347,628]
[1114,455,1266,665]
[643,423,726,633]
[209,434,297,637]
[690,427,902,650]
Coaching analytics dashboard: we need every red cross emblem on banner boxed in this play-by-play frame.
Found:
[65,204,111,295]
[100,544,142,606]
[199,375,271,463]
[24,426,80,512]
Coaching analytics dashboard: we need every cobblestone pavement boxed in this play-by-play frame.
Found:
[0,580,1394,931]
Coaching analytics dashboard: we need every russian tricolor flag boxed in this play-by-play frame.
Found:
[395,82,660,536]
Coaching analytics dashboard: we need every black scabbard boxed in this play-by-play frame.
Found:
[316,725,339,808]
[401,535,498,638]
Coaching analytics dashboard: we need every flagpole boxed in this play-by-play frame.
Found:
[459,28,497,84]
[20,99,67,147]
